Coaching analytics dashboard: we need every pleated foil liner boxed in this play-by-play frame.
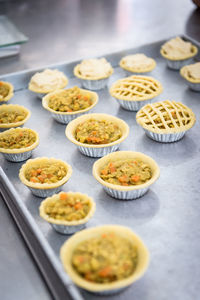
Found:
[28,186,62,198]
[51,223,85,234]
[80,78,109,90]
[187,81,200,92]
[103,186,149,200]
[78,144,119,157]
[3,150,33,162]
[50,110,91,124]
[144,129,185,143]
[115,98,152,111]
[166,57,193,70]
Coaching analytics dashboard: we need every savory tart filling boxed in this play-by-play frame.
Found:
[43,192,91,221]
[0,82,10,99]
[100,159,152,186]
[48,87,93,112]
[0,110,27,124]
[75,119,122,144]
[74,58,113,79]
[25,162,67,184]
[161,37,197,60]
[71,232,138,283]
[0,129,36,149]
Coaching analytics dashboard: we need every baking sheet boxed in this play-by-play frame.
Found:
[1,36,200,300]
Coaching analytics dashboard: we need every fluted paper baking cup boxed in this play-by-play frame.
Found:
[2,150,33,162]
[144,129,185,143]
[165,58,193,70]
[115,98,153,111]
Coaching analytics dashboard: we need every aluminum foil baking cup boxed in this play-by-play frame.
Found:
[91,286,127,296]
[80,78,109,90]
[165,58,193,70]
[144,129,185,143]
[102,186,149,200]
[37,92,47,99]
[77,144,120,157]
[50,110,92,124]
[187,81,200,92]
[27,186,62,198]
[115,98,153,112]
[51,223,86,234]
[2,150,33,162]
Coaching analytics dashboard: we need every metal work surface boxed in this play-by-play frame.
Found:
[0,38,200,300]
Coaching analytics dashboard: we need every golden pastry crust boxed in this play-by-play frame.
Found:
[180,62,200,83]
[0,127,39,154]
[39,191,96,226]
[110,75,163,101]
[0,81,14,102]
[60,225,149,293]
[119,54,156,73]
[19,157,72,190]
[0,104,31,129]
[65,113,129,149]
[136,100,196,134]
[160,37,198,61]
[42,88,98,115]
[74,58,113,80]
[93,151,160,191]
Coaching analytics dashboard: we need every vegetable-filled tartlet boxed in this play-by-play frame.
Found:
[19,157,72,197]
[0,104,31,130]
[0,127,39,162]
[93,151,160,200]
[160,37,198,70]
[136,100,196,143]
[65,113,129,157]
[39,191,96,234]
[180,62,200,92]
[0,81,14,102]
[109,75,163,111]
[42,86,98,124]
[74,58,113,90]
[119,53,156,75]
[28,69,68,98]
[60,225,149,294]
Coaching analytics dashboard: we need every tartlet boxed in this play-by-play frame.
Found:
[39,191,96,234]
[28,69,68,98]
[136,100,196,143]
[65,113,129,157]
[0,104,31,130]
[60,225,149,295]
[73,58,113,90]
[109,75,163,111]
[0,81,14,102]
[93,151,160,200]
[119,53,156,74]
[19,157,72,197]
[180,62,200,92]
[0,127,39,162]
[160,37,198,70]
[42,87,98,124]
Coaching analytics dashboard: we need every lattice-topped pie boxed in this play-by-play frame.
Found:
[110,75,163,111]
[136,100,196,142]
[119,54,156,73]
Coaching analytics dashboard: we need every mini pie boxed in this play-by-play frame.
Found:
[136,100,196,134]
[60,225,149,294]
[19,157,72,197]
[0,104,31,129]
[39,191,96,234]
[74,58,113,80]
[93,151,160,200]
[28,69,68,94]
[119,54,156,73]
[42,87,98,124]
[160,37,198,60]
[180,62,200,83]
[0,81,14,102]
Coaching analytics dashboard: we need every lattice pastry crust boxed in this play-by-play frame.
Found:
[136,100,196,134]
[110,75,163,101]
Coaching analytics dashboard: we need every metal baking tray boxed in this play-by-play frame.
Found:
[1,35,200,300]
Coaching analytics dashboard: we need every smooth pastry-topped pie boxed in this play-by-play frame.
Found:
[110,75,163,101]
[0,81,14,102]
[180,62,200,83]
[74,58,113,80]
[119,54,156,73]
[160,37,198,60]
[136,100,196,134]
[29,69,68,93]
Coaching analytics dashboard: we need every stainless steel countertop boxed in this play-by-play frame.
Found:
[0,1,200,299]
